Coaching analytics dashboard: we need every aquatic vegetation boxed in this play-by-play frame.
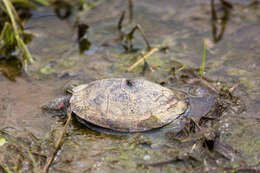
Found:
[0,55,23,81]
[200,40,206,76]
[211,0,233,43]
[0,0,103,74]
[0,0,51,70]
[1,0,35,69]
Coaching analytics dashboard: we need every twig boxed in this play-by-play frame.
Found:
[117,0,133,30]
[127,24,151,50]
[200,78,218,93]
[175,65,186,73]
[229,83,239,93]
[0,160,12,173]
[142,155,200,167]
[190,117,201,131]
[117,10,126,31]
[43,112,72,173]
[127,47,159,72]
[135,24,151,50]
[187,78,218,93]
[28,150,40,173]
[128,0,133,25]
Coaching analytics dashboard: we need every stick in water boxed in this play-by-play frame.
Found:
[43,110,72,173]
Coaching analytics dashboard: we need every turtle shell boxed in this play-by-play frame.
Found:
[70,78,188,132]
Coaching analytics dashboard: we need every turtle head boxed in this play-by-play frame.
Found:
[42,80,84,116]
[42,95,71,116]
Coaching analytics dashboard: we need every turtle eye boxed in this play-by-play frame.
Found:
[126,79,133,87]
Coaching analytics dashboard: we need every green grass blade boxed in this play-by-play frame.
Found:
[200,40,206,76]
[2,0,34,68]
[33,0,50,6]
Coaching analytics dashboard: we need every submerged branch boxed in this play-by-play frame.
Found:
[43,112,72,173]
[127,47,159,72]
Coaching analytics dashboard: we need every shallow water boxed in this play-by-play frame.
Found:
[0,0,260,172]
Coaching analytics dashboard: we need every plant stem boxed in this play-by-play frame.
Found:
[33,0,50,6]
[2,0,33,64]
[200,40,206,76]
[2,0,19,39]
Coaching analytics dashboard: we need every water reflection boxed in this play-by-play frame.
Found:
[102,0,152,52]
[211,0,233,43]
[54,1,72,20]
[77,23,91,54]
[0,56,23,81]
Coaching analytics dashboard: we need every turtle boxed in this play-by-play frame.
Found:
[42,78,216,132]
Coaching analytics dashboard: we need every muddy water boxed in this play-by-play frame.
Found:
[0,0,260,172]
